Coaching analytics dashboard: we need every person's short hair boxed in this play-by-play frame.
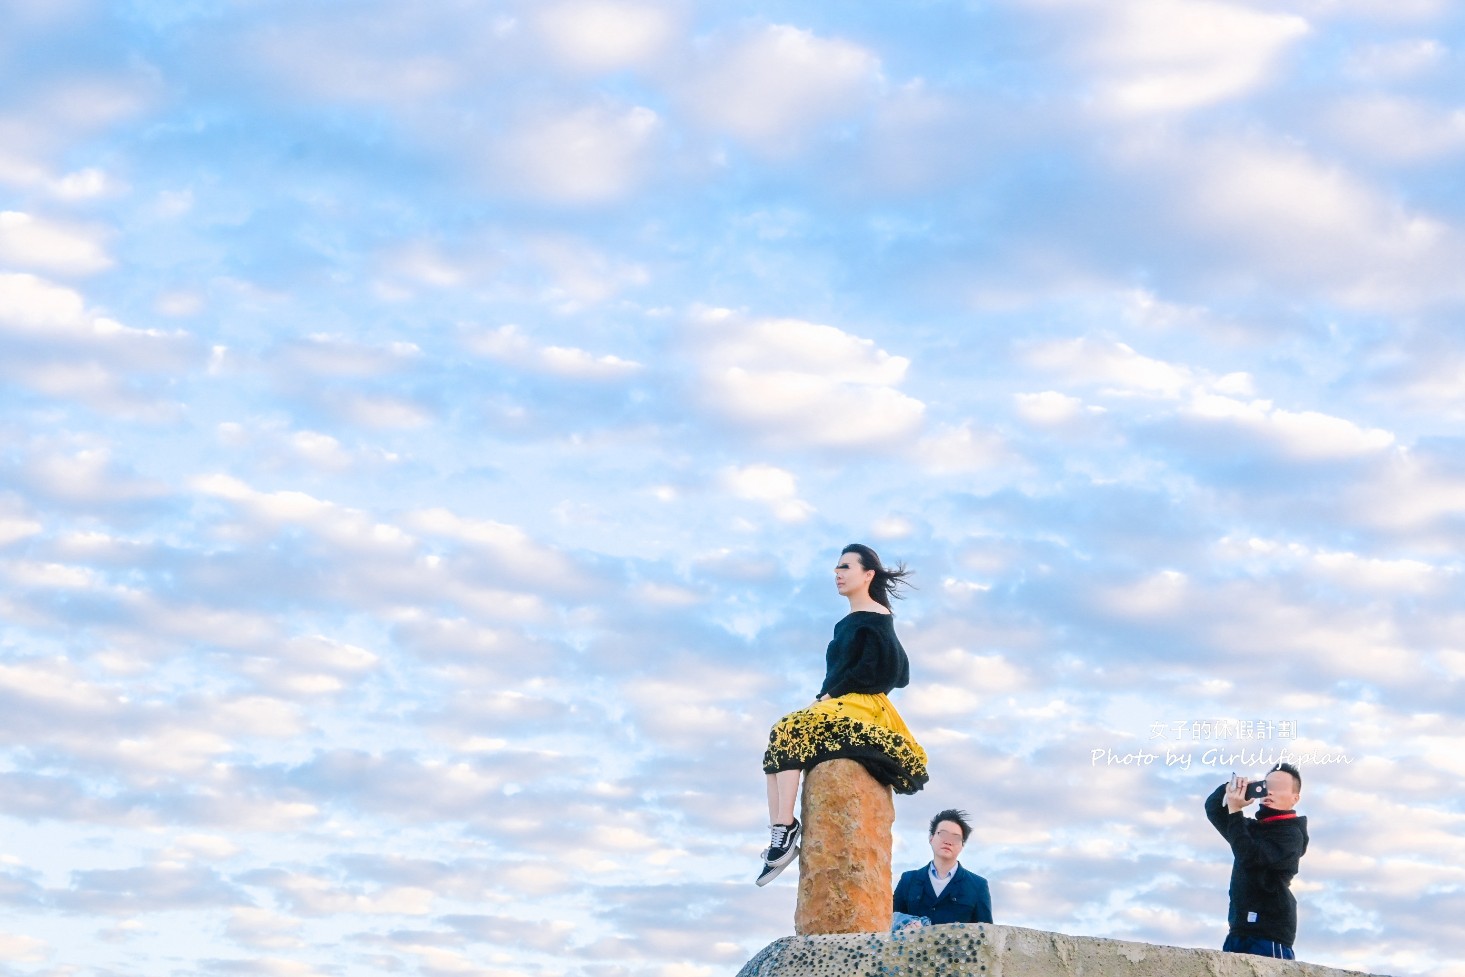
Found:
[1271,762,1302,792]
[929,808,972,842]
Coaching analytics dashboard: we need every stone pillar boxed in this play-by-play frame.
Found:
[794,758,894,935]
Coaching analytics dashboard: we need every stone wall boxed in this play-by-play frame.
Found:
[737,924,1392,977]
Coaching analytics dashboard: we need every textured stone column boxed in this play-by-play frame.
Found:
[794,758,894,935]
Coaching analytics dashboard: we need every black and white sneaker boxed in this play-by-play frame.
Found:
[754,819,800,886]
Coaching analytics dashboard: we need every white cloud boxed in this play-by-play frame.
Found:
[1262,408,1395,459]
[0,657,116,712]
[155,290,204,317]
[1026,338,1192,397]
[288,431,353,470]
[0,274,196,411]
[113,727,237,774]
[524,236,652,307]
[213,956,333,977]
[248,11,465,103]
[192,475,419,556]
[169,834,243,860]
[1310,551,1446,592]
[269,874,436,916]
[720,464,813,522]
[1184,395,1395,459]
[689,309,924,447]
[275,335,420,377]
[48,166,124,200]
[859,81,1000,192]
[1027,336,1394,460]
[1162,137,1465,306]
[331,392,434,429]
[1068,0,1309,115]
[0,932,48,963]
[682,24,880,150]
[0,516,43,547]
[406,508,589,591]
[1098,569,1190,618]
[2,0,92,26]
[1295,0,1446,20]
[20,448,168,506]
[1215,536,1449,592]
[1349,453,1465,532]
[377,241,472,290]
[0,77,149,192]
[498,102,660,204]
[0,211,112,275]
[241,636,379,698]
[216,421,393,474]
[1095,575,1422,683]
[469,324,642,379]
[871,516,915,539]
[1342,38,1446,80]
[226,908,304,951]
[1326,95,1465,163]
[1015,390,1085,425]
[0,146,48,188]
[0,272,87,333]
[913,423,1012,474]
[534,0,677,71]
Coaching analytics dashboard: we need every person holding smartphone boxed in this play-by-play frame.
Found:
[1203,763,1310,959]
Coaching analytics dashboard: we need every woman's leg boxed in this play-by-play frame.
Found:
[773,768,801,825]
[765,773,779,823]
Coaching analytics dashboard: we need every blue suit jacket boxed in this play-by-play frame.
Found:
[893,863,993,924]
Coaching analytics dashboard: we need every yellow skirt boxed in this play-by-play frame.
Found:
[762,692,928,795]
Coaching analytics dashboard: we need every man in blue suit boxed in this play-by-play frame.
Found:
[892,809,993,925]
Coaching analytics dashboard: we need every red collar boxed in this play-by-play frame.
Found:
[1259,810,1298,822]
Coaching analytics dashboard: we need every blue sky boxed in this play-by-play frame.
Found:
[2,1,1464,975]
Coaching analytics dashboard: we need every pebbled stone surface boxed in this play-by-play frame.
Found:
[737,924,1392,977]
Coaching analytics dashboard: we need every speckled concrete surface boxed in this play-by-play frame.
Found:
[736,924,1390,977]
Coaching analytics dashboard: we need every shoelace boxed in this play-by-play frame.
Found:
[769,824,790,848]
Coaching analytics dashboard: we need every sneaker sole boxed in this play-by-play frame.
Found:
[765,839,800,869]
[755,846,799,886]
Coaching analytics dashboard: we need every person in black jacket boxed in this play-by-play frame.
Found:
[892,809,993,925]
[755,544,929,887]
[1204,763,1310,959]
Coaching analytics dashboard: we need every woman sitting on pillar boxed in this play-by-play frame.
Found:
[756,543,929,886]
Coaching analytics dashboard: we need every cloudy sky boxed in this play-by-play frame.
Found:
[2,1,1464,976]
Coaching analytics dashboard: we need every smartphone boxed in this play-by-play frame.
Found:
[1245,780,1269,800]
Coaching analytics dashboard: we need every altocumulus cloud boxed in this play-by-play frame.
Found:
[2,2,1464,976]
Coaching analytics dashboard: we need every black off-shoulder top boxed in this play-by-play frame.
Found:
[817,611,911,699]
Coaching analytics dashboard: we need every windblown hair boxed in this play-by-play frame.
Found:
[929,808,972,842]
[842,543,913,611]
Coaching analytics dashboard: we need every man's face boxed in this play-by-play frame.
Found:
[929,820,965,862]
[1260,770,1300,811]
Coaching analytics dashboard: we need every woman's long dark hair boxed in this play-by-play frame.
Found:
[842,543,913,611]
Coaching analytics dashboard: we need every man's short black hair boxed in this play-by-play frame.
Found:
[929,808,972,842]
[1271,762,1302,792]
